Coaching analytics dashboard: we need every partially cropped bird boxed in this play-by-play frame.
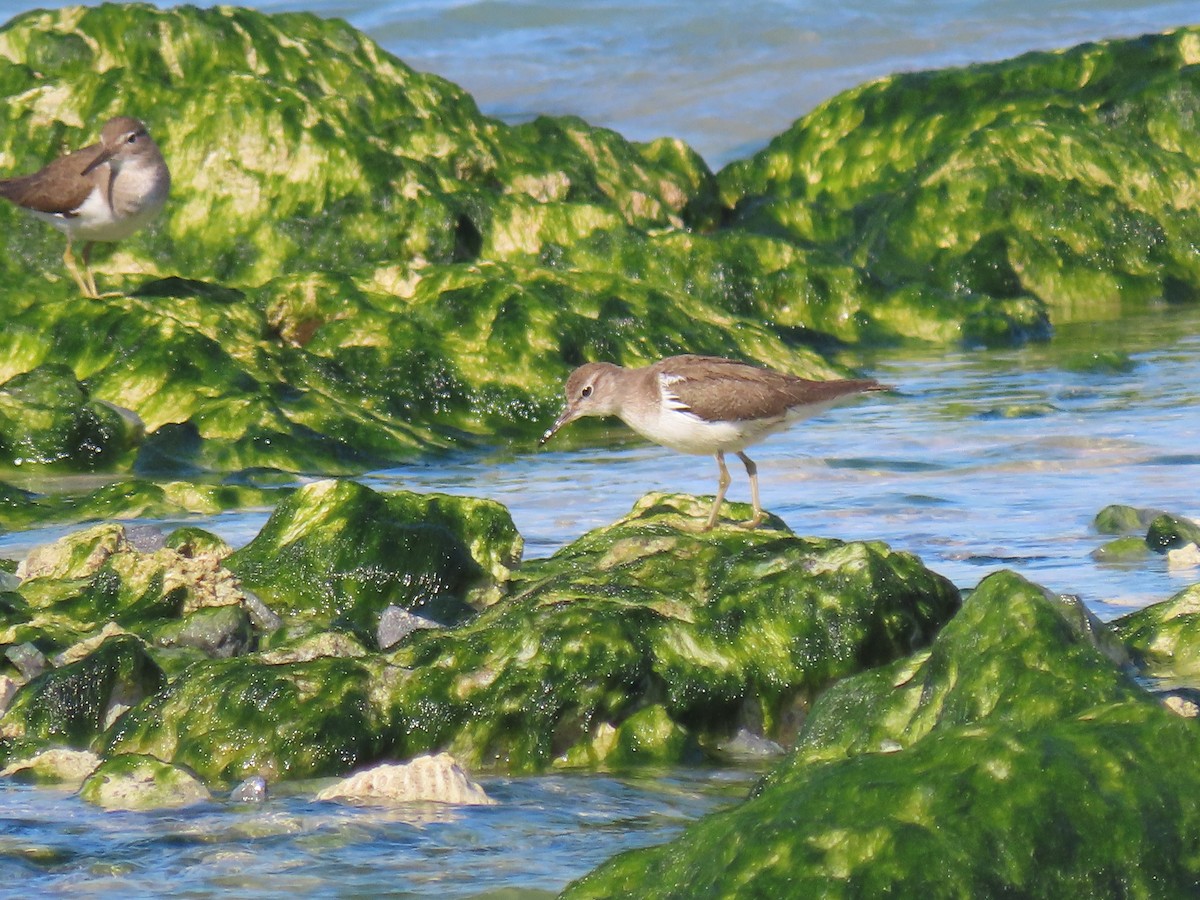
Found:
[541,354,888,530]
[0,116,170,298]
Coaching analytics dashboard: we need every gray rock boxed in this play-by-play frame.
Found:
[378,605,442,650]
[230,775,269,802]
[5,642,47,680]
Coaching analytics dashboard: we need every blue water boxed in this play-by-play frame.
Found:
[1,1,1200,896]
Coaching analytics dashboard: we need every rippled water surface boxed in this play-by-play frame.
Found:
[1,0,1199,895]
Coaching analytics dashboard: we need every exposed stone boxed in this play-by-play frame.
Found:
[315,754,494,806]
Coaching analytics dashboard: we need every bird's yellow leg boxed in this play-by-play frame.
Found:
[62,237,95,298]
[704,451,732,531]
[737,451,765,528]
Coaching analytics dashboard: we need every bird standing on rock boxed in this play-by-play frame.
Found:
[0,116,170,298]
[541,354,889,531]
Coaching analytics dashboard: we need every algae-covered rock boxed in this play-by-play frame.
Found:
[0,476,285,532]
[1,634,163,746]
[226,479,523,640]
[377,493,959,771]
[1114,582,1200,682]
[6,522,257,654]
[719,28,1200,329]
[104,654,381,784]
[0,4,838,475]
[566,571,1199,897]
[0,365,141,470]
[79,752,210,810]
[1145,513,1200,552]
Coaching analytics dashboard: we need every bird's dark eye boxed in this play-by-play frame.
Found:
[581,385,593,398]
[127,133,139,144]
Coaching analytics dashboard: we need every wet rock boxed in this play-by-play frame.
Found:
[0,365,141,470]
[376,492,959,772]
[150,605,252,658]
[1113,583,1200,681]
[377,605,441,650]
[0,748,100,787]
[2,635,164,746]
[104,655,378,784]
[565,571,1200,897]
[229,775,269,803]
[226,480,523,641]
[315,753,493,806]
[1146,514,1200,552]
[79,753,211,811]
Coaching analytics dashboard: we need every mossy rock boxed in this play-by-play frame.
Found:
[225,479,523,641]
[2,634,164,747]
[1145,513,1200,552]
[566,571,1199,897]
[103,655,381,784]
[1093,504,1168,536]
[718,28,1200,327]
[1113,582,1200,682]
[377,493,959,772]
[0,364,141,470]
[3,4,1159,474]
[79,752,211,810]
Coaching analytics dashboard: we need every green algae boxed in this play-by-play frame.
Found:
[6,7,1188,474]
[79,752,210,809]
[565,571,1200,897]
[103,654,381,784]
[374,493,959,772]
[226,479,523,640]
[0,486,959,783]
[3,634,163,747]
[1114,582,1200,682]
[0,474,284,532]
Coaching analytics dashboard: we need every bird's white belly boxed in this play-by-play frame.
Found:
[621,399,841,455]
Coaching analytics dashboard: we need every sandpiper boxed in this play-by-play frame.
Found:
[541,354,888,530]
[0,116,170,298]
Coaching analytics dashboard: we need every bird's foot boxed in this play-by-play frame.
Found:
[740,512,766,530]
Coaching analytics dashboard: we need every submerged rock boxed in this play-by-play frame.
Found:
[565,571,1200,896]
[79,753,211,811]
[315,753,494,806]
[0,747,100,787]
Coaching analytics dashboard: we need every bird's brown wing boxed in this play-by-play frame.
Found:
[0,143,104,215]
[656,355,884,422]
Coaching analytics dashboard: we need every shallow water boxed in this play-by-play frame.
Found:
[1,0,1200,895]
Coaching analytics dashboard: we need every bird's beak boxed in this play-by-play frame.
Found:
[81,147,116,176]
[539,405,579,446]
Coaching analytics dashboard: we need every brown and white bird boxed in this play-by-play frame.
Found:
[0,116,170,298]
[541,354,888,530]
